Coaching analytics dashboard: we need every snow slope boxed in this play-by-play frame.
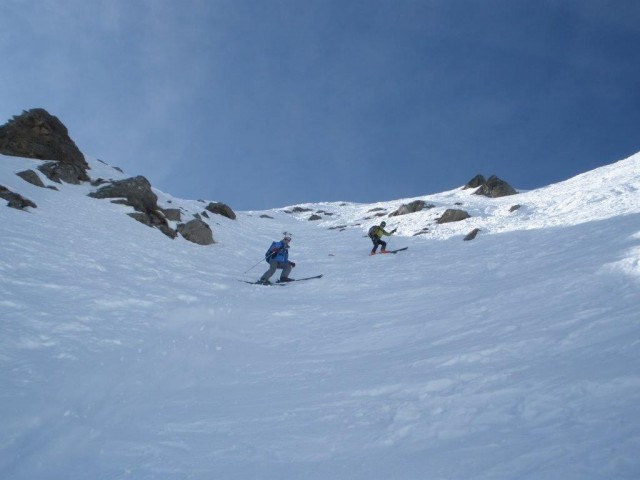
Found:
[1,152,639,480]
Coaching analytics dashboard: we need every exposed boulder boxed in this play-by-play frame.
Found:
[0,109,89,183]
[89,176,176,239]
[285,206,313,214]
[473,175,517,198]
[16,169,45,188]
[509,204,522,212]
[38,161,89,185]
[0,185,37,210]
[205,201,236,220]
[308,214,322,221]
[89,176,158,211]
[177,218,214,245]
[464,174,486,190]
[128,212,177,239]
[162,208,182,222]
[437,209,471,224]
[464,228,481,241]
[389,200,435,217]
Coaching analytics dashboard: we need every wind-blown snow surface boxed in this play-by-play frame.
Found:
[1,153,639,480]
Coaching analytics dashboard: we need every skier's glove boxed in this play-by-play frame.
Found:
[391,228,397,234]
[290,262,296,268]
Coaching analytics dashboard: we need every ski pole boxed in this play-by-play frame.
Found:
[244,258,263,274]
[244,255,268,274]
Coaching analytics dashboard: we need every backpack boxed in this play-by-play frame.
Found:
[368,226,378,238]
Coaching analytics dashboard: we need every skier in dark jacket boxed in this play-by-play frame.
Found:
[368,221,396,255]
[259,234,296,284]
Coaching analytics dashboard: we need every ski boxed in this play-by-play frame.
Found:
[277,274,323,283]
[238,279,286,286]
[370,247,408,255]
[238,274,323,286]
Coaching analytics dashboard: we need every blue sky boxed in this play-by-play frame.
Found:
[2,0,639,210]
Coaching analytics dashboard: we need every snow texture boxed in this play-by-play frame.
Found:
[1,152,639,479]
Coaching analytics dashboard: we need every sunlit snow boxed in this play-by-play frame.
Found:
[1,152,639,479]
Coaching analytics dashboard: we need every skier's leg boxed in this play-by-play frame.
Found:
[371,237,380,254]
[280,262,293,280]
[260,259,278,282]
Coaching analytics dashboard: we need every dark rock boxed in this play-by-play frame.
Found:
[437,209,471,224]
[89,176,158,212]
[16,169,45,188]
[205,201,236,220]
[162,208,182,222]
[158,224,178,239]
[260,214,274,219]
[0,109,88,171]
[464,174,486,189]
[464,228,481,241]
[389,200,435,217]
[89,176,175,238]
[509,204,522,212]
[127,212,177,239]
[177,218,214,245]
[285,206,313,214]
[38,161,89,184]
[308,214,322,221]
[474,175,517,198]
[91,178,110,187]
[0,185,37,210]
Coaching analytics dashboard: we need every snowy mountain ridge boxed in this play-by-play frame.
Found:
[1,151,639,480]
[270,151,640,241]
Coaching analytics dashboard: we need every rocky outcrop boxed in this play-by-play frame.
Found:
[0,185,37,210]
[89,176,157,211]
[205,202,236,220]
[88,176,177,238]
[437,209,471,224]
[468,174,517,198]
[285,206,313,214]
[464,174,486,190]
[162,208,182,222]
[389,200,435,217]
[464,228,481,241]
[16,169,45,188]
[38,161,89,185]
[0,109,89,184]
[177,218,214,245]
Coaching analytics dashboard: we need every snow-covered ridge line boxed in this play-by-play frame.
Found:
[1,151,638,245]
[275,152,640,240]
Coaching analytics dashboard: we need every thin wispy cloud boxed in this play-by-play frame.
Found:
[1,0,639,209]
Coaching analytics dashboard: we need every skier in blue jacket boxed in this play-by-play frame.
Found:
[259,234,296,284]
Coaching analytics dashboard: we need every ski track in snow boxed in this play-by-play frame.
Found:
[0,153,639,479]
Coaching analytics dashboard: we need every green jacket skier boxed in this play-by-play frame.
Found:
[368,221,397,255]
